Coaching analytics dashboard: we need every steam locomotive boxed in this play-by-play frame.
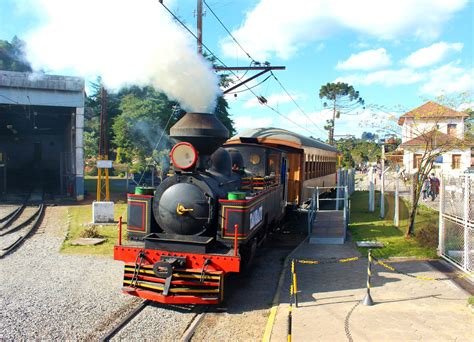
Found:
[113,111,337,305]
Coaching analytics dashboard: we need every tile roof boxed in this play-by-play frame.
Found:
[400,130,470,148]
[398,101,468,125]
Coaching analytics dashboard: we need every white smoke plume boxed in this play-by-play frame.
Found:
[23,0,220,112]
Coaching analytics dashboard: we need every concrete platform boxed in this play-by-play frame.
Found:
[269,242,473,341]
[310,210,346,244]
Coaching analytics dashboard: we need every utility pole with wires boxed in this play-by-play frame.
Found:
[96,86,111,202]
[394,166,400,227]
[196,0,203,55]
[380,141,385,219]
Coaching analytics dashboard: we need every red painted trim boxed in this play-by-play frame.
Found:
[127,201,146,231]
[170,142,198,170]
[122,288,219,305]
[123,274,220,287]
[128,194,153,199]
[114,246,241,273]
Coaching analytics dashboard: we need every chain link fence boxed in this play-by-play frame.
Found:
[439,174,473,273]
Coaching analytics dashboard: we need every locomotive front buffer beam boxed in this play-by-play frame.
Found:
[114,246,240,305]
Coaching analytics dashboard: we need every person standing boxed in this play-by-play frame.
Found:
[422,178,430,201]
[430,173,440,201]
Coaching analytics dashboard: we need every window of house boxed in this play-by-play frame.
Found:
[452,154,461,169]
[447,124,457,137]
[413,154,422,169]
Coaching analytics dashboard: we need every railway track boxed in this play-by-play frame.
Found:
[0,193,45,259]
[100,300,152,342]
[99,300,207,342]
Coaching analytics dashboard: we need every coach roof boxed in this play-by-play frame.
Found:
[227,127,337,152]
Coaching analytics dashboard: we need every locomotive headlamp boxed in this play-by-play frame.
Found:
[170,142,198,170]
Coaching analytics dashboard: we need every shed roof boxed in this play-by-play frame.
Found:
[398,101,468,125]
[226,127,337,152]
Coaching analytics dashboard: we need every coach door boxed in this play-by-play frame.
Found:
[281,156,288,203]
[286,152,302,205]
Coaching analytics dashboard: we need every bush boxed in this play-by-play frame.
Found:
[80,226,104,238]
[415,223,439,248]
[84,165,98,176]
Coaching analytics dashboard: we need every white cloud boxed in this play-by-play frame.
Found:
[404,42,464,68]
[234,115,274,132]
[336,68,425,87]
[419,63,474,96]
[23,0,219,112]
[220,0,467,60]
[336,48,391,71]
[242,92,301,108]
[458,102,474,111]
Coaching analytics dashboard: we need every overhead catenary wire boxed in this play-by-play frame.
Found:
[271,71,326,135]
[159,2,314,137]
[203,0,256,63]
[226,75,271,95]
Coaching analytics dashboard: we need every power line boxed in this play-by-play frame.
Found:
[203,0,256,63]
[159,1,229,69]
[159,2,313,137]
[262,102,317,136]
[226,75,271,95]
[271,72,326,135]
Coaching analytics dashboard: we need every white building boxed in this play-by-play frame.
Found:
[398,101,472,174]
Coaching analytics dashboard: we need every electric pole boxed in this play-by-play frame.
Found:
[380,141,385,218]
[197,0,203,55]
[97,86,110,202]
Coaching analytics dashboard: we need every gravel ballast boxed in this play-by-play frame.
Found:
[0,206,153,339]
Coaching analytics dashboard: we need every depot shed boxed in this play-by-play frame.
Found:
[0,70,85,200]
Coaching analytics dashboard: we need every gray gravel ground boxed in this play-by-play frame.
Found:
[0,205,209,340]
[111,303,197,341]
[0,206,138,340]
[0,205,19,219]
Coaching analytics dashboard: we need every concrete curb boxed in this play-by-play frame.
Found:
[262,236,308,342]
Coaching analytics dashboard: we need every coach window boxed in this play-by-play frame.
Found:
[268,152,281,181]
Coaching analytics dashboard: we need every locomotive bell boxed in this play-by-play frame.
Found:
[170,112,229,169]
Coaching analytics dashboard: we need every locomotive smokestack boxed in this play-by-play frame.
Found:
[170,112,229,169]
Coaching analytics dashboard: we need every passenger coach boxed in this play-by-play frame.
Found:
[226,127,338,204]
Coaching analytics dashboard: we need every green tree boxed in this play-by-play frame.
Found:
[112,86,176,163]
[83,78,121,159]
[0,36,31,72]
[319,82,364,145]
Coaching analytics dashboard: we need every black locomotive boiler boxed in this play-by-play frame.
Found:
[114,112,288,304]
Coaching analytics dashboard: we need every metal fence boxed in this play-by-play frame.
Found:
[439,174,473,273]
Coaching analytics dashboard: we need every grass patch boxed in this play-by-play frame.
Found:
[61,203,128,256]
[468,296,474,305]
[350,191,438,259]
[84,178,128,195]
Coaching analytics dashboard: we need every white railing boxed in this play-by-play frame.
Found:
[307,185,349,237]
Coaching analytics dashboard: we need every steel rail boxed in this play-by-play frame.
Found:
[0,203,45,258]
[179,306,209,342]
[100,300,151,342]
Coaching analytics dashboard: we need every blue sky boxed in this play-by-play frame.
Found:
[1,0,473,141]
